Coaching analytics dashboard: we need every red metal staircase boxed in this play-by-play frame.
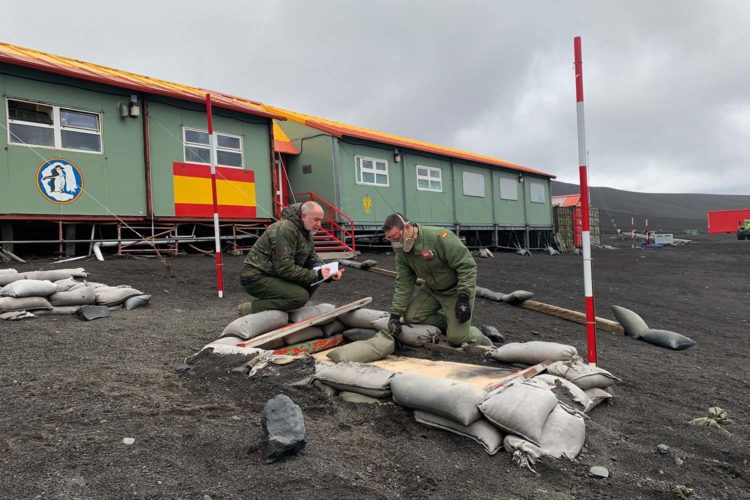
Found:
[294,192,356,255]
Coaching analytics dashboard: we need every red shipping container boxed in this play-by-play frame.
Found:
[707,209,750,234]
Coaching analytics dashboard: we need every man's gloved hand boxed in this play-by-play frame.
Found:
[388,313,403,335]
[455,293,472,323]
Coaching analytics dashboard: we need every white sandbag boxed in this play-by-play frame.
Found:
[584,387,613,412]
[94,286,143,306]
[414,411,504,456]
[547,361,621,390]
[315,362,395,398]
[221,310,289,340]
[478,380,557,446]
[342,328,378,342]
[503,404,586,460]
[75,281,107,290]
[0,310,35,320]
[123,295,152,310]
[638,328,695,350]
[339,391,382,404]
[283,326,325,345]
[321,319,346,337]
[0,296,53,312]
[326,331,395,363]
[611,305,649,338]
[210,336,244,346]
[391,372,487,426]
[49,286,96,306]
[0,269,21,286]
[22,268,87,281]
[488,341,578,365]
[372,317,441,347]
[1,279,57,298]
[53,277,80,292]
[34,306,82,316]
[533,374,592,413]
[338,308,390,329]
[288,303,335,323]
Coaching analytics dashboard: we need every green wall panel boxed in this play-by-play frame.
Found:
[281,121,335,204]
[524,176,552,225]
[454,163,494,224]
[0,72,146,216]
[493,170,525,224]
[147,99,273,219]
[402,153,455,224]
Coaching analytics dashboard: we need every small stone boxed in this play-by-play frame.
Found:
[262,394,306,463]
[589,466,609,479]
[122,437,135,445]
[657,444,670,454]
[675,457,684,465]
[530,331,540,336]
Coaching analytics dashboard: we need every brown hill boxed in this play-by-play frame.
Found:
[551,181,750,234]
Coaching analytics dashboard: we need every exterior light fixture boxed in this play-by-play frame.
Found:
[518,172,524,183]
[128,95,141,118]
[393,149,401,163]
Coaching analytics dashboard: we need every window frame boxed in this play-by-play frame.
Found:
[416,165,443,192]
[182,126,244,169]
[462,171,486,198]
[499,176,519,201]
[6,97,103,155]
[529,181,546,204]
[355,155,389,187]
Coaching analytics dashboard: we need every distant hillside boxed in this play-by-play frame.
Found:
[551,181,750,234]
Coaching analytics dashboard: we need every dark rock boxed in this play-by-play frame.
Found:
[261,394,306,463]
[77,305,111,321]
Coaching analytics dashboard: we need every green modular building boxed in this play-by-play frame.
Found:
[0,43,278,255]
[270,112,556,248]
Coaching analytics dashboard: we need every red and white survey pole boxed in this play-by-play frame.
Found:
[206,94,224,298]
[574,36,597,365]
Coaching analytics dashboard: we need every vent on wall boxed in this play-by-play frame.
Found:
[303,164,312,175]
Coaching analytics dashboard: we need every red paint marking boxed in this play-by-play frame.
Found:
[174,203,256,218]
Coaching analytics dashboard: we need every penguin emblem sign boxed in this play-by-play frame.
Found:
[36,159,84,204]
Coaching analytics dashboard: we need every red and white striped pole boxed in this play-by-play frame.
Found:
[206,94,224,298]
[574,36,597,365]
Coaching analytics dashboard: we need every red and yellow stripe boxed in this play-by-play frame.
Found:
[172,162,256,218]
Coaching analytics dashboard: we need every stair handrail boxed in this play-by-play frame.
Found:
[293,191,356,252]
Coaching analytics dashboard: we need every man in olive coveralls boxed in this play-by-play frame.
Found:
[383,213,495,347]
[238,201,343,315]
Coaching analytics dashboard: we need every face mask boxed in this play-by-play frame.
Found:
[390,240,403,250]
[402,229,416,252]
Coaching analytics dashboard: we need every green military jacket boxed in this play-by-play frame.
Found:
[391,224,477,316]
[241,203,322,285]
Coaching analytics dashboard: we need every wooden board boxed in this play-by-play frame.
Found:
[314,352,519,389]
[519,300,624,335]
[239,297,372,348]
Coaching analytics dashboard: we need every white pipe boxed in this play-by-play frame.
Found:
[93,242,104,261]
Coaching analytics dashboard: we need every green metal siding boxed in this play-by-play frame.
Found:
[454,163,494,224]
[0,69,146,216]
[524,176,552,225]
[147,99,273,219]
[402,154,454,224]
[493,171,525,225]
[280,121,336,203]
[337,140,404,224]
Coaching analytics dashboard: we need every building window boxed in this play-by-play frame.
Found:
[462,171,485,197]
[183,127,243,168]
[530,181,546,203]
[416,165,442,192]
[7,98,102,153]
[355,155,389,186]
[499,176,518,200]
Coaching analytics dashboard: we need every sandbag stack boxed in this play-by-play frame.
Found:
[0,267,151,320]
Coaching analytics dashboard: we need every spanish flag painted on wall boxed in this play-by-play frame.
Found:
[173,162,256,218]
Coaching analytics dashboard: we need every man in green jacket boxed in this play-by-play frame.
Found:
[238,201,343,314]
[382,213,496,347]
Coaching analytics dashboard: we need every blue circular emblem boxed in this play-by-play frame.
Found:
[36,159,84,204]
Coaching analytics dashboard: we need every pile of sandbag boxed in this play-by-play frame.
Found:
[612,305,695,350]
[0,267,150,320]
[217,304,446,362]
[310,359,618,468]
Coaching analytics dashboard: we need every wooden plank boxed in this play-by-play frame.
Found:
[519,300,625,335]
[314,352,517,388]
[272,334,344,356]
[239,297,372,348]
[483,360,553,392]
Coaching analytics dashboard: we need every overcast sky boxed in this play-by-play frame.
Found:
[3,1,748,194]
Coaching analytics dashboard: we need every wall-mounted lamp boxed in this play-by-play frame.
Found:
[393,149,401,163]
[518,172,524,183]
[118,95,141,119]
